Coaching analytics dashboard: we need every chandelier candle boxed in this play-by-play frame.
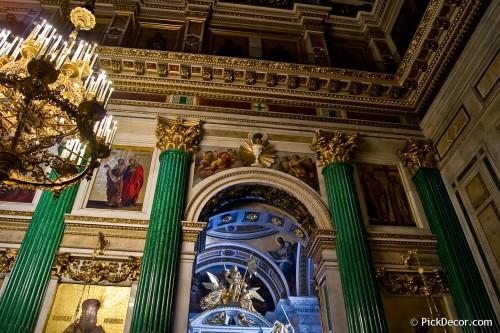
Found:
[0,2,116,195]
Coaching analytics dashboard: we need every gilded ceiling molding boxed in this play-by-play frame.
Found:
[65,215,149,225]
[108,104,421,133]
[108,78,413,111]
[156,116,202,154]
[397,138,438,176]
[311,130,358,166]
[96,47,394,80]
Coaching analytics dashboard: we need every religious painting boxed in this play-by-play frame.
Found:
[44,284,131,333]
[86,145,153,211]
[0,188,36,203]
[356,164,416,226]
[193,146,243,185]
[267,235,298,295]
[272,152,319,192]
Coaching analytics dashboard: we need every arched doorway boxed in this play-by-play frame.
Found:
[185,168,332,333]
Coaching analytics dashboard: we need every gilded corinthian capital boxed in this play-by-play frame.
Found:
[311,130,358,166]
[397,138,438,176]
[156,116,202,155]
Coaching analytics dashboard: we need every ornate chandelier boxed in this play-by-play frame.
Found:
[0,1,116,195]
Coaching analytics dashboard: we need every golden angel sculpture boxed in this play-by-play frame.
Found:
[200,271,227,310]
[200,266,264,312]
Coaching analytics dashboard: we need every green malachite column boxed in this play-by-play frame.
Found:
[312,130,388,333]
[0,184,79,333]
[399,139,499,333]
[130,117,201,333]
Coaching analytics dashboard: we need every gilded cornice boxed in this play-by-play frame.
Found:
[0,210,33,216]
[366,233,438,241]
[107,75,413,111]
[311,130,358,166]
[65,215,149,225]
[412,0,482,114]
[303,229,337,264]
[397,138,438,176]
[109,102,422,132]
[181,221,206,242]
[156,116,202,154]
[97,47,394,80]
[394,0,442,82]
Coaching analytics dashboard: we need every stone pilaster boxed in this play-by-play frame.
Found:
[0,185,80,333]
[311,130,388,333]
[305,229,348,333]
[172,221,206,333]
[398,138,500,332]
[130,117,201,333]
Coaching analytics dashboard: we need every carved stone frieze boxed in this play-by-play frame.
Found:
[202,67,213,81]
[328,79,341,92]
[52,252,142,283]
[158,63,168,77]
[111,58,122,73]
[307,77,320,91]
[266,73,277,87]
[245,71,256,85]
[181,65,191,79]
[287,76,298,89]
[134,61,145,75]
[369,83,383,97]
[224,69,234,83]
[348,81,362,95]
[397,138,438,176]
[311,130,358,166]
[156,116,202,155]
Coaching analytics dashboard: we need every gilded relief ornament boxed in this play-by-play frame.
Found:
[375,268,450,296]
[52,253,142,283]
[397,138,438,176]
[311,130,358,166]
[156,116,202,155]
[0,248,18,273]
[239,132,276,168]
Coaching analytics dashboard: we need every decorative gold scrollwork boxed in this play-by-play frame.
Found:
[375,268,450,296]
[52,253,142,283]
